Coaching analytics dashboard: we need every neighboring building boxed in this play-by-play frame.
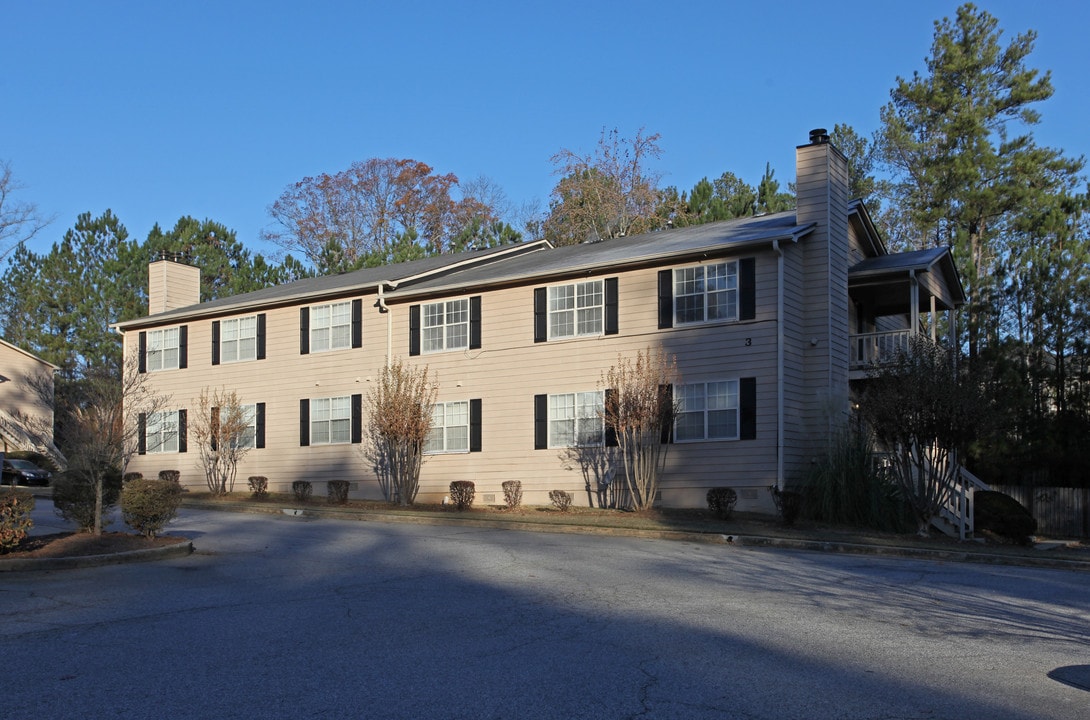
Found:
[113,130,965,512]
[0,338,63,467]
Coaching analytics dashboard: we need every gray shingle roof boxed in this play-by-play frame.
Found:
[115,211,814,328]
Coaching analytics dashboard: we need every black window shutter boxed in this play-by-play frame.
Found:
[469,296,482,349]
[534,394,548,449]
[351,393,362,444]
[256,314,267,360]
[604,277,619,335]
[137,413,147,454]
[739,258,756,321]
[658,270,673,329]
[178,409,188,453]
[740,377,757,440]
[211,321,221,366]
[533,287,547,343]
[659,384,674,444]
[409,305,421,356]
[351,299,363,349]
[178,326,188,369]
[210,406,219,451]
[604,388,618,447]
[256,402,266,449]
[469,398,482,452]
[300,308,310,355]
[299,399,310,446]
[138,332,147,373]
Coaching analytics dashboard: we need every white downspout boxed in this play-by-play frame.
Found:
[773,239,785,490]
[376,281,398,369]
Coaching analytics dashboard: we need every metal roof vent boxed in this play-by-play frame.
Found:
[809,128,830,145]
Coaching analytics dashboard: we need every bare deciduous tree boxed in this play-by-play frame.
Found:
[0,160,53,260]
[61,355,170,535]
[544,128,664,246]
[861,336,989,536]
[365,359,437,506]
[191,387,255,495]
[602,349,679,511]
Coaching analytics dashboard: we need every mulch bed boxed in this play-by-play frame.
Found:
[1,532,187,560]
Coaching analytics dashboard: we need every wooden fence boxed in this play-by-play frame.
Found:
[991,485,1090,539]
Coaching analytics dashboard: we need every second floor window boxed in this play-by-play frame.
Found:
[221,317,257,363]
[311,301,352,352]
[674,261,738,325]
[423,299,469,353]
[147,328,180,371]
[549,281,603,339]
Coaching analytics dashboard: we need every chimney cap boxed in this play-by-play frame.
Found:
[156,250,192,264]
[809,128,830,145]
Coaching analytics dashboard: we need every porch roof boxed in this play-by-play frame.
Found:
[849,246,967,312]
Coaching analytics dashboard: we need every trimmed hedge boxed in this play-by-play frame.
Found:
[52,470,122,532]
[292,481,313,502]
[549,489,573,512]
[121,478,183,538]
[327,480,350,505]
[449,481,475,511]
[975,491,1037,544]
[706,488,738,519]
[1,490,35,552]
[502,480,522,510]
[248,476,269,499]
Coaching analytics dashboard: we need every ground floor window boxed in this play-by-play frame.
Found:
[675,381,739,441]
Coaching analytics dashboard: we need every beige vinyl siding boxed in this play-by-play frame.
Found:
[125,259,779,510]
[148,260,201,314]
[0,343,55,447]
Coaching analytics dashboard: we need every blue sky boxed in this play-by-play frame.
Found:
[3,0,1088,262]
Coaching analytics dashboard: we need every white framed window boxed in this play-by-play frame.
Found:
[674,261,738,325]
[146,411,180,453]
[310,396,351,444]
[675,381,739,442]
[549,391,604,447]
[311,301,352,352]
[423,299,469,353]
[221,316,258,363]
[147,328,180,371]
[425,401,470,454]
[549,280,603,339]
[235,404,258,449]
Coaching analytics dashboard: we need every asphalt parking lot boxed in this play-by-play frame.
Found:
[4,505,1089,719]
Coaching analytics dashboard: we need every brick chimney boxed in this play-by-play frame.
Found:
[148,252,201,314]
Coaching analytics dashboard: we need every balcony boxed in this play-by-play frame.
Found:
[850,330,912,370]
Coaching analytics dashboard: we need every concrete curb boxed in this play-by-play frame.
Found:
[0,539,194,573]
[183,499,1090,573]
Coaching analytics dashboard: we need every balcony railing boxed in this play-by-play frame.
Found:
[850,330,912,369]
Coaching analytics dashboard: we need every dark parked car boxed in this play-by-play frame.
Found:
[3,458,52,486]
